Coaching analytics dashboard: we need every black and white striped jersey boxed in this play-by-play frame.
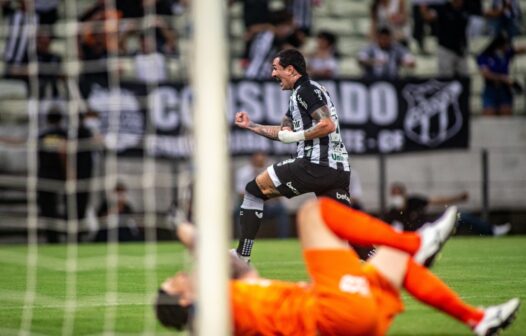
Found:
[3,8,38,65]
[285,75,350,171]
[245,30,275,79]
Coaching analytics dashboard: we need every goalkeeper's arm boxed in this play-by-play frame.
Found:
[169,209,258,279]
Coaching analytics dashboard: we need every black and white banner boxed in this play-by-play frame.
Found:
[80,77,470,157]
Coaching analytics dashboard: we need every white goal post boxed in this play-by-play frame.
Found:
[192,0,231,335]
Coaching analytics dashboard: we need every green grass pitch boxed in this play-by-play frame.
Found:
[1,236,525,335]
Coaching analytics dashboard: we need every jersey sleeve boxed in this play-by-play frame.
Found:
[296,85,327,115]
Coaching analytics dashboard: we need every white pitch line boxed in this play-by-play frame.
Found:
[0,250,186,272]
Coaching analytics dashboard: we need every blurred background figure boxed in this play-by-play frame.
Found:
[133,32,168,83]
[385,182,511,236]
[95,181,142,242]
[370,0,411,47]
[358,26,415,79]
[410,0,443,55]
[234,152,291,239]
[308,30,339,79]
[349,169,364,211]
[229,0,271,65]
[485,0,523,40]
[35,0,59,26]
[65,112,97,225]
[285,0,321,47]
[244,9,296,79]
[476,33,526,116]
[35,28,63,98]
[37,107,67,243]
[78,0,123,80]
[2,0,39,80]
[420,0,470,78]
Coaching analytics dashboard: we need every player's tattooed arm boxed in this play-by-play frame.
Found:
[303,105,336,140]
[246,122,282,140]
[235,111,281,140]
[280,116,293,131]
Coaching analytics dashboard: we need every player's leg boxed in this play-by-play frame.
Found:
[235,158,312,261]
[296,199,379,335]
[319,197,459,266]
[368,245,486,330]
[370,242,520,335]
[317,197,421,254]
[235,170,280,261]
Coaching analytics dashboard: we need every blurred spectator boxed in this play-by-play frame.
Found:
[385,182,511,236]
[234,152,291,239]
[78,1,123,78]
[465,0,486,38]
[308,31,339,79]
[35,0,59,25]
[245,10,296,79]
[95,181,142,242]
[134,33,168,83]
[36,29,63,98]
[357,27,415,79]
[230,0,271,60]
[485,0,523,39]
[37,107,67,243]
[120,0,179,55]
[285,0,319,36]
[370,0,411,46]
[64,112,98,223]
[411,0,444,54]
[476,34,526,116]
[420,0,470,77]
[349,169,364,211]
[2,0,39,78]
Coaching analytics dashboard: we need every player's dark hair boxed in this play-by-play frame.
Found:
[154,289,193,331]
[276,49,307,76]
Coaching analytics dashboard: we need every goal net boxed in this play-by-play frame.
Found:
[0,0,230,334]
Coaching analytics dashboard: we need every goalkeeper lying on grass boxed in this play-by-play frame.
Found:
[155,198,520,335]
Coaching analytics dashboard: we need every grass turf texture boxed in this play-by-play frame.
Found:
[0,236,525,335]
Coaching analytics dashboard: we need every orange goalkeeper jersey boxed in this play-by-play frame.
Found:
[231,278,317,336]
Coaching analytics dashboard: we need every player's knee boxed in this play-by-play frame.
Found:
[297,199,321,229]
[245,180,268,200]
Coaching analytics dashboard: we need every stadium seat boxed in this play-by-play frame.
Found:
[313,17,353,36]
[339,57,361,77]
[230,18,245,38]
[0,80,27,99]
[414,56,436,76]
[329,0,369,18]
[338,37,367,57]
[229,2,243,19]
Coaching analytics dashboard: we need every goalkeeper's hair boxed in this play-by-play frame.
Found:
[154,289,193,331]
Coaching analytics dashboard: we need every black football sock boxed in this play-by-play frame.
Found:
[236,208,263,257]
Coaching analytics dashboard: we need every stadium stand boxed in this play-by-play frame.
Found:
[0,0,525,240]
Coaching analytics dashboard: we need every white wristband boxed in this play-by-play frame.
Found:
[278,130,305,144]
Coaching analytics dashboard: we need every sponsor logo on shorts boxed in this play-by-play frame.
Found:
[255,211,263,219]
[286,182,300,195]
[336,192,351,204]
[339,275,370,296]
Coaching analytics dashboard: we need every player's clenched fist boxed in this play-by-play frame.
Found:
[235,111,251,129]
